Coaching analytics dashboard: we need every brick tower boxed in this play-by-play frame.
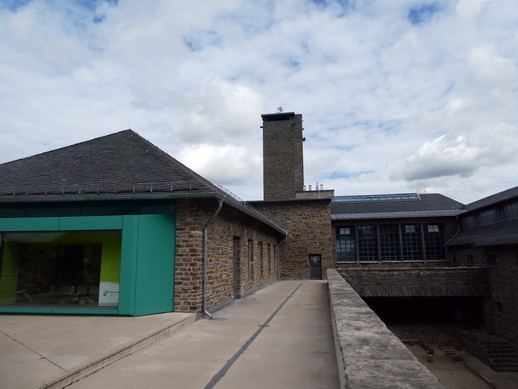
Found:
[261,111,304,200]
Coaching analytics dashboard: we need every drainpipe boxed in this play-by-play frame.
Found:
[202,198,223,319]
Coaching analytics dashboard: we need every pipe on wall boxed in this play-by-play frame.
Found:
[202,198,223,319]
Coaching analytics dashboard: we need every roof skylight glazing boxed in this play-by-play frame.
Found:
[332,193,420,202]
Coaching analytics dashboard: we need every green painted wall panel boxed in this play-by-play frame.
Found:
[0,218,59,231]
[59,216,123,230]
[118,216,139,315]
[134,214,175,316]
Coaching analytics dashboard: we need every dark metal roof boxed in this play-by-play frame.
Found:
[464,186,518,212]
[0,130,286,236]
[447,220,518,247]
[331,193,464,220]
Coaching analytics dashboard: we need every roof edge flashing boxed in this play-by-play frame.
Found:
[261,112,296,122]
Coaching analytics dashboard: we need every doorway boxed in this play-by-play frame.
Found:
[309,254,322,280]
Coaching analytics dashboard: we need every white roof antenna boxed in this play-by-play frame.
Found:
[277,106,283,113]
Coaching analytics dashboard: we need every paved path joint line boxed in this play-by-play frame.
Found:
[203,282,303,389]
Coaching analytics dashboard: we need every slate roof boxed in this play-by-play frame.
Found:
[447,220,518,247]
[331,193,465,220]
[0,130,286,235]
[464,186,518,212]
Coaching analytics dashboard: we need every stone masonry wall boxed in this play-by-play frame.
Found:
[205,205,280,311]
[451,244,518,349]
[174,198,204,312]
[174,198,282,314]
[250,199,333,279]
[486,246,518,349]
[262,114,304,200]
[336,267,489,297]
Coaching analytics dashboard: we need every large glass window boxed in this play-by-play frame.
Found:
[401,224,423,261]
[424,224,445,260]
[336,227,356,262]
[336,222,446,262]
[357,225,377,261]
[0,231,121,308]
[379,224,400,261]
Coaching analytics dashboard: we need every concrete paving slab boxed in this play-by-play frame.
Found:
[68,280,340,389]
[0,312,195,389]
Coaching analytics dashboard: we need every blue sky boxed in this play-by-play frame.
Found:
[1,0,517,203]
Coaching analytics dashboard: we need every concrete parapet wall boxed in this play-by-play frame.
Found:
[327,269,443,388]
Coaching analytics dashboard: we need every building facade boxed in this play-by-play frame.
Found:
[1,112,516,369]
[0,130,285,317]
[255,111,518,367]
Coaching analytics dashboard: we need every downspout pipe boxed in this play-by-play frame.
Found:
[202,198,223,319]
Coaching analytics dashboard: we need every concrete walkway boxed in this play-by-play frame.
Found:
[0,281,339,389]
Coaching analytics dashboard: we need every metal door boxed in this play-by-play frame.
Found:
[309,254,322,280]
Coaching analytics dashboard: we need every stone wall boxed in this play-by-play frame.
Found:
[250,199,333,279]
[262,113,304,200]
[174,198,282,313]
[327,269,443,388]
[336,267,489,297]
[174,198,204,312]
[451,244,518,349]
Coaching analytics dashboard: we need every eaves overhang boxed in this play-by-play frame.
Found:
[0,184,287,237]
[447,220,518,247]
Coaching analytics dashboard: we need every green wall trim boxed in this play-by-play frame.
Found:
[0,218,60,231]
[59,216,123,230]
[0,216,123,231]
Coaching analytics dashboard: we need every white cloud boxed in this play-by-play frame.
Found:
[0,0,517,204]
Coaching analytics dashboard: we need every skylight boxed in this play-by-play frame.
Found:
[332,193,420,202]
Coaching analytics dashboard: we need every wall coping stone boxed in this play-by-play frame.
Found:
[327,269,443,388]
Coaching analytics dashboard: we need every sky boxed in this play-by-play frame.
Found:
[1,0,517,204]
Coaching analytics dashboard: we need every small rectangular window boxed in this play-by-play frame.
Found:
[467,255,474,266]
